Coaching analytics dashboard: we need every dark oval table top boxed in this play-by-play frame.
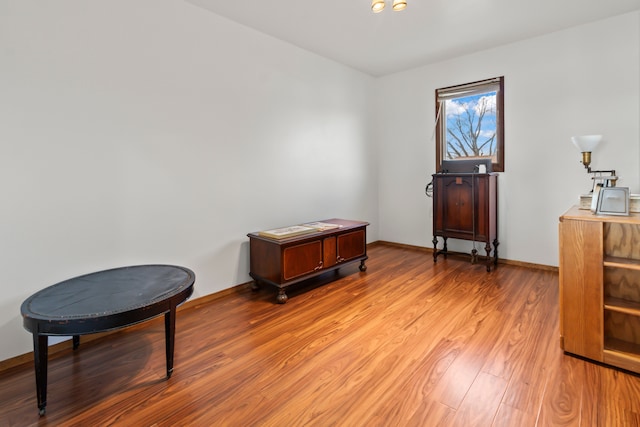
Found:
[21,265,195,336]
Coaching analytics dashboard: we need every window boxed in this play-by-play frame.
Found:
[435,76,504,172]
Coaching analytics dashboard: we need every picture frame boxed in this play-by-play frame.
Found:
[595,186,630,216]
[590,184,603,213]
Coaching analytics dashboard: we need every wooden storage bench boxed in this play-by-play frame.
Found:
[248,219,368,303]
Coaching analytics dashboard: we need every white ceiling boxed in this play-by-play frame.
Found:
[186,0,640,77]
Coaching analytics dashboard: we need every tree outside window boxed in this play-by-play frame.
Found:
[435,77,504,172]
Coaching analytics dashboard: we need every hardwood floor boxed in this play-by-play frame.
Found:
[2,243,640,426]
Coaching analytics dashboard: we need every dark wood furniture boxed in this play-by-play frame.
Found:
[432,172,498,271]
[20,264,195,416]
[248,219,368,303]
[559,206,640,374]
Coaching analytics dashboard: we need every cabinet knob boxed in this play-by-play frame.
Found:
[337,256,345,263]
[314,261,324,271]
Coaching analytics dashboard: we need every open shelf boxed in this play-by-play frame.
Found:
[604,336,640,355]
[604,297,640,317]
[604,337,640,373]
[604,256,640,270]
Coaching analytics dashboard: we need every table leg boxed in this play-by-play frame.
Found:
[165,307,176,378]
[33,333,48,416]
[72,335,80,350]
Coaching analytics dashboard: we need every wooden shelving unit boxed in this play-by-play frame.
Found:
[559,206,640,373]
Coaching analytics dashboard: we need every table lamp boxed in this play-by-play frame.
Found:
[571,134,617,191]
[571,134,602,173]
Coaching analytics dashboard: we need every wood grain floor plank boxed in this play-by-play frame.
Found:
[429,308,506,410]
[492,403,537,427]
[482,269,553,380]
[244,265,472,425]
[449,371,509,427]
[405,398,456,426]
[499,270,562,418]
[537,352,584,426]
[354,264,511,423]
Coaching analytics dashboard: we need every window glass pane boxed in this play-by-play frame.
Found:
[444,91,497,162]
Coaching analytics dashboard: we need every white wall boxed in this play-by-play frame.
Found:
[0,0,378,361]
[376,11,640,266]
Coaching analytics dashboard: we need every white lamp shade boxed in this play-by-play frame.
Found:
[571,135,602,152]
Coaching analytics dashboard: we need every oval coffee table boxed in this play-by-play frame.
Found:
[21,264,195,416]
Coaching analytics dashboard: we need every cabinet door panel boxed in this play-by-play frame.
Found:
[432,173,497,243]
[323,236,337,268]
[283,241,322,280]
[443,178,474,235]
[337,230,366,261]
[559,219,603,361]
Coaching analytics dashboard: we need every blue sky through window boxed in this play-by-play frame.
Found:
[444,91,497,161]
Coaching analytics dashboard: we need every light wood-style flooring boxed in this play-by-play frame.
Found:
[2,243,640,426]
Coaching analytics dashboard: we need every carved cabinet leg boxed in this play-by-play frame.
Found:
[442,237,449,259]
[276,289,288,304]
[359,260,367,272]
[484,241,492,272]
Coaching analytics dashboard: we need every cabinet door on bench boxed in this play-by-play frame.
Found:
[337,230,366,261]
[283,241,323,280]
[323,236,337,268]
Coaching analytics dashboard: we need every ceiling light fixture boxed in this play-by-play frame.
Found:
[392,0,407,11]
[371,0,385,13]
[371,0,406,13]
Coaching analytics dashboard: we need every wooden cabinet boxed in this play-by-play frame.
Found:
[559,206,640,373]
[432,173,498,271]
[248,219,368,303]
